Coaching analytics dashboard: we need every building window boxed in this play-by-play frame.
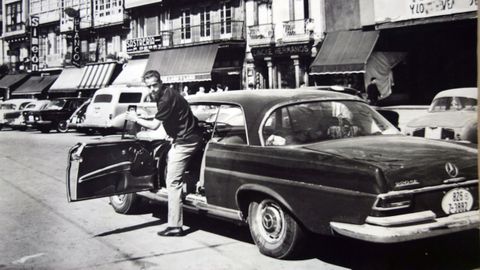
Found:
[220,3,232,35]
[6,2,23,32]
[181,9,191,40]
[200,8,210,38]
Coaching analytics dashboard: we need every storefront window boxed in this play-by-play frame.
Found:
[6,2,23,32]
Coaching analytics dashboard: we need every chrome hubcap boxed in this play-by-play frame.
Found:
[256,200,286,243]
[112,194,126,205]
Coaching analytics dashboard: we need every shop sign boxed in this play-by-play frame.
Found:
[30,16,39,72]
[71,16,81,67]
[374,0,477,23]
[162,73,211,83]
[251,44,310,58]
[126,35,163,52]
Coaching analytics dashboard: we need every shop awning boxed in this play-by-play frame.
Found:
[78,62,117,90]
[112,58,148,86]
[125,0,162,9]
[310,30,379,75]
[48,67,86,93]
[11,75,59,96]
[145,44,219,83]
[0,74,29,90]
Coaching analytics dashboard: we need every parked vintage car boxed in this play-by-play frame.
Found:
[0,98,36,130]
[4,100,50,130]
[79,85,150,135]
[404,87,478,143]
[66,89,478,258]
[67,99,91,134]
[27,97,88,133]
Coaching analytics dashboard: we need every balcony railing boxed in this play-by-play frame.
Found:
[164,20,244,46]
[248,23,275,46]
[283,18,314,37]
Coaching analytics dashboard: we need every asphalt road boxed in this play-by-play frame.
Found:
[0,129,478,270]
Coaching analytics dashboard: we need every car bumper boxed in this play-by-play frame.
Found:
[330,210,480,243]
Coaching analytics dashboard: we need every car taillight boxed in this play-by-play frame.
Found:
[35,116,40,121]
[372,194,412,212]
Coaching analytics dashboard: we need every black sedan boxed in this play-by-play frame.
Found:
[66,89,478,258]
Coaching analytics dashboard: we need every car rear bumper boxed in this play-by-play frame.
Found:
[330,210,480,243]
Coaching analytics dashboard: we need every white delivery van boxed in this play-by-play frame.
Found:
[80,85,150,135]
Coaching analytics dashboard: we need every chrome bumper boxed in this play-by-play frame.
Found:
[330,210,480,243]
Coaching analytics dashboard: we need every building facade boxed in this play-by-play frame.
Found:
[245,0,325,89]
[125,0,246,92]
[310,0,477,105]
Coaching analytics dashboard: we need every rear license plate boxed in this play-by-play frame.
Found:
[425,127,441,139]
[29,115,34,121]
[441,188,474,215]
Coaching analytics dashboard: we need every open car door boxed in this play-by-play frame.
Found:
[67,138,162,202]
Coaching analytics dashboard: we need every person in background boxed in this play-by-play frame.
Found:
[126,70,202,237]
[181,86,189,97]
[196,86,206,95]
[366,77,381,106]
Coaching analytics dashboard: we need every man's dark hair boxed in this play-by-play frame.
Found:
[370,77,377,82]
[143,70,161,82]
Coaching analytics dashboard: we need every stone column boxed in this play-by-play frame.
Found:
[292,55,300,88]
[265,57,273,89]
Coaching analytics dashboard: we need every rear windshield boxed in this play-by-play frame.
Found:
[119,93,142,103]
[94,94,113,103]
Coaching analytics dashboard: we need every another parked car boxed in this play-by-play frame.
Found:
[67,99,91,134]
[5,100,49,130]
[66,89,478,258]
[0,99,36,130]
[28,97,88,133]
[404,87,477,143]
[79,85,150,135]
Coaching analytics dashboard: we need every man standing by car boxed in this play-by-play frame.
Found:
[366,77,381,106]
[126,70,202,237]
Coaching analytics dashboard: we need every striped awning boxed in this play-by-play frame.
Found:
[11,75,58,96]
[310,30,379,75]
[77,62,117,90]
[49,66,86,93]
[0,74,29,90]
[145,44,219,83]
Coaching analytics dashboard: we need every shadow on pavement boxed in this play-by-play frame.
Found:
[303,229,480,270]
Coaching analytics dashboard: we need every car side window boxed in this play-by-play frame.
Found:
[119,93,142,103]
[211,105,247,145]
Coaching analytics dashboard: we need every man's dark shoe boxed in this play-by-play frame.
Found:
[157,227,184,237]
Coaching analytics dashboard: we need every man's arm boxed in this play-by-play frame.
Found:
[136,118,162,130]
[125,111,162,130]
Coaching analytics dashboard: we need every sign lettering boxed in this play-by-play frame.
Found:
[126,35,163,52]
[71,16,81,67]
[30,16,40,71]
[251,44,311,58]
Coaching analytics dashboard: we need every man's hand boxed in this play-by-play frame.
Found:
[125,111,138,123]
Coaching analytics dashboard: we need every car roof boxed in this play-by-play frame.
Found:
[188,89,364,145]
[434,87,477,100]
[3,98,36,105]
[95,85,149,95]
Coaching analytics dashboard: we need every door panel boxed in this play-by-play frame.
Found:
[67,139,158,202]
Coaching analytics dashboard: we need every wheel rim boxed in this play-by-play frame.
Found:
[57,121,68,132]
[111,194,126,206]
[255,200,287,244]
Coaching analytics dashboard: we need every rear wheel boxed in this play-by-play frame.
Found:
[248,198,305,259]
[109,193,145,214]
[57,121,68,133]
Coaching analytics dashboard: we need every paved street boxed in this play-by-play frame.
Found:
[0,129,479,270]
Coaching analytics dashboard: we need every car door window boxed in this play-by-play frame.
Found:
[212,105,247,145]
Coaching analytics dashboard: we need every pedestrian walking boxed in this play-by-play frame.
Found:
[125,70,203,237]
